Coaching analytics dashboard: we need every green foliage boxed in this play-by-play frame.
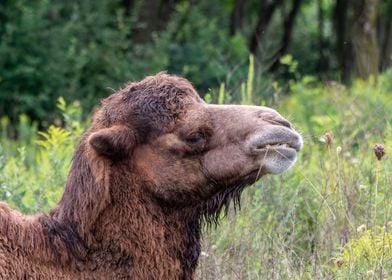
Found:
[0,0,140,124]
[332,227,392,278]
[280,54,299,78]
[1,0,391,126]
[240,54,254,105]
[0,98,82,213]
[162,1,249,93]
[218,83,225,105]
[0,0,253,124]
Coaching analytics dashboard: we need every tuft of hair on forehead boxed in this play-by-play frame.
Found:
[123,72,200,100]
[92,73,203,141]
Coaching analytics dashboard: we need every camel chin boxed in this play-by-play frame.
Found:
[263,148,298,174]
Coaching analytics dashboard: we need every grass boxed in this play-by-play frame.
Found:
[0,69,391,279]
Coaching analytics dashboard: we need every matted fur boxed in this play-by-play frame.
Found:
[0,73,301,279]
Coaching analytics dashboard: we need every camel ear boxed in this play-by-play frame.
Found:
[89,125,135,159]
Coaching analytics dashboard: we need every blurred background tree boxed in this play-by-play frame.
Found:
[0,0,391,128]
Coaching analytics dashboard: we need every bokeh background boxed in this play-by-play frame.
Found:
[0,0,391,279]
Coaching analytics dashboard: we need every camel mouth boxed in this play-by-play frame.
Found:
[252,136,303,152]
[260,142,299,152]
[254,142,299,162]
[248,126,303,155]
[246,127,303,174]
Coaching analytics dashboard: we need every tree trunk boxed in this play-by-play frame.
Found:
[377,1,392,71]
[132,0,179,44]
[249,0,282,54]
[318,0,328,76]
[379,18,392,71]
[351,0,379,79]
[333,0,354,83]
[269,0,303,72]
[230,0,247,36]
[122,0,134,16]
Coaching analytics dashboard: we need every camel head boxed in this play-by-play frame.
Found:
[87,73,303,210]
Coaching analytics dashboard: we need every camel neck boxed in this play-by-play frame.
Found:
[90,192,202,279]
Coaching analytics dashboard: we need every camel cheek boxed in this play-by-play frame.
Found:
[202,145,253,180]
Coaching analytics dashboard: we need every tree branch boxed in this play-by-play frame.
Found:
[269,0,303,72]
[250,0,283,54]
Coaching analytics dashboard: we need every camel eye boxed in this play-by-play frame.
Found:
[185,132,205,147]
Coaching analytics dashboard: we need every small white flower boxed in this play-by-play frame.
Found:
[358,184,367,190]
[200,251,209,257]
[357,224,367,234]
[367,270,374,277]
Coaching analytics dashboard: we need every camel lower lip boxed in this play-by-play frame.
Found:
[270,145,297,158]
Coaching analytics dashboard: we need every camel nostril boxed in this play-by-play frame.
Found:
[275,119,292,129]
[257,112,292,128]
[266,117,292,129]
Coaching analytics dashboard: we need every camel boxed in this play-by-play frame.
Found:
[0,73,302,279]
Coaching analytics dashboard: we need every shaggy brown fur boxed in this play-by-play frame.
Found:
[0,73,302,279]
